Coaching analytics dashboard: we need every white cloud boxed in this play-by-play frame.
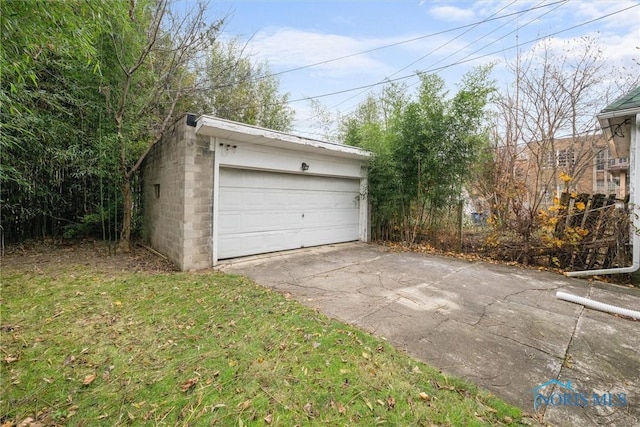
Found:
[568,0,640,31]
[246,28,396,77]
[428,5,476,22]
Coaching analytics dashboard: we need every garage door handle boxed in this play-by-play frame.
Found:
[302,213,305,218]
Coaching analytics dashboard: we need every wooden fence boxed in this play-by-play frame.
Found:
[550,192,631,272]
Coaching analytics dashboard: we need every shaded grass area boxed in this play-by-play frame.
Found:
[1,266,523,426]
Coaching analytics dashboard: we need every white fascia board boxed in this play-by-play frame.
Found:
[598,107,640,121]
[195,115,370,160]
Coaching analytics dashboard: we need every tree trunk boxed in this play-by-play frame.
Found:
[119,175,132,252]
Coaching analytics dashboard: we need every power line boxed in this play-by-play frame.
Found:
[265,0,568,80]
[397,0,568,92]
[168,0,568,96]
[285,2,639,106]
[300,0,522,124]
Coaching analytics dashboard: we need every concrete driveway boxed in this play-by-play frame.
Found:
[219,243,640,426]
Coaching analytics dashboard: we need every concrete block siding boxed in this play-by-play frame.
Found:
[142,115,213,270]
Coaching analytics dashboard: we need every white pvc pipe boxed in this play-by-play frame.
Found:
[565,265,638,277]
[556,291,640,320]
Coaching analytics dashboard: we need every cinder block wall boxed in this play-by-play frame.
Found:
[142,115,213,270]
[181,123,214,270]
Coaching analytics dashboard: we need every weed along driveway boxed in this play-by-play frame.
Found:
[220,242,640,426]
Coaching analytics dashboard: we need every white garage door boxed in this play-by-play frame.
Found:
[218,168,361,259]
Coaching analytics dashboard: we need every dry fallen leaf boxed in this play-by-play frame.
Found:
[364,398,373,411]
[331,399,348,415]
[17,417,41,427]
[387,396,396,409]
[238,399,252,410]
[303,402,313,416]
[180,377,198,392]
[82,373,97,385]
[264,413,273,424]
[418,392,431,401]
[3,356,18,364]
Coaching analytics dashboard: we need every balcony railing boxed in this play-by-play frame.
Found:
[607,157,628,171]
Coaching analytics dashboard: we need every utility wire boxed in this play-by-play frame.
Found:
[167,0,568,96]
[396,0,568,92]
[299,0,521,124]
[285,2,639,105]
[265,0,568,80]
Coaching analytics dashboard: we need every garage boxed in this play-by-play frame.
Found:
[218,168,361,259]
[142,114,370,270]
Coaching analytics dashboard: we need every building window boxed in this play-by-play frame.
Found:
[557,149,575,167]
[596,150,606,171]
[596,179,605,192]
[545,151,556,168]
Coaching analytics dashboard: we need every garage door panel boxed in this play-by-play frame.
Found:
[219,211,302,234]
[220,168,360,192]
[301,225,359,247]
[219,229,302,259]
[300,192,359,209]
[302,210,359,227]
[221,188,358,210]
[218,168,361,259]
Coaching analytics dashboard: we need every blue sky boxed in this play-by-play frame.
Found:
[202,0,640,137]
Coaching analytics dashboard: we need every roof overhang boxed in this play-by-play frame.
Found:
[195,115,370,160]
[597,108,640,159]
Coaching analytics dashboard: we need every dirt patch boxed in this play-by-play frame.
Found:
[1,238,178,274]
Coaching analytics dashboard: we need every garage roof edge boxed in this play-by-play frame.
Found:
[195,115,370,159]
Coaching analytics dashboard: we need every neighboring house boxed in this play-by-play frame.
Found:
[593,85,640,198]
[592,144,629,197]
[598,85,640,171]
[564,85,640,277]
[513,134,629,205]
[141,114,370,271]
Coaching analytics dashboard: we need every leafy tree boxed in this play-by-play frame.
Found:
[343,68,495,245]
[1,0,295,246]
[0,0,110,240]
[197,38,294,131]
[97,0,224,251]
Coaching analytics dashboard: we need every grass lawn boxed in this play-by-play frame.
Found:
[1,251,525,426]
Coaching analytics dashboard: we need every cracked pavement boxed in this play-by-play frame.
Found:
[219,242,640,426]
